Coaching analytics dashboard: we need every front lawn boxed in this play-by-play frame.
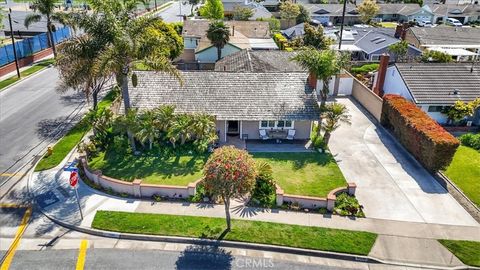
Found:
[0,59,55,91]
[92,211,377,255]
[252,152,347,198]
[438,240,480,267]
[89,152,208,186]
[444,146,480,208]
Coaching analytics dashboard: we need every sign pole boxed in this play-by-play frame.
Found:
[75,186,83,220]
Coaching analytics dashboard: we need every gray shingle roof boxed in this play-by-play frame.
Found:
[409,27,480,47]
[214,50,304,72]
[354,30,400,54]
[395,63,480,105]
[126,71,320,121]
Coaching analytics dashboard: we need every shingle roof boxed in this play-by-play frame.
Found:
[354,30,400,54]
[214,50,303,72]
[409,27,480,47]
[126,71,320,121]
[183,20,270,38]
[395,63,480,105]
[429,4,480,17]
[304,3,421,16]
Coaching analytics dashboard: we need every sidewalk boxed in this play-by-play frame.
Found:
[29,155,480,268]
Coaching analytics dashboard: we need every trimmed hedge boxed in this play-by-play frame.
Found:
[272,33,292,51]
[381,95,460,172]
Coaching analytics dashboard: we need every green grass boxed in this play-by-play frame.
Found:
[89,152,208,186]
[438,240,480,267]
[379,22,398,28]
[252,153,347,197]
[444,146,480,208]
[92,211,377,255]
[34,91,118,171]
[0,59,55,91]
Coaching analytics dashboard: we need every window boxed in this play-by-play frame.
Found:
[259,121,295,129]
[428,106,445,112]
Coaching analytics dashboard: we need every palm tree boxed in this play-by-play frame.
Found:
[321,103,351,145]
[167,114,193,148]
[136,110,158,150]
[24,0,71,57]
[115,109,140,153]
[191,113,217,143]
[292,48,349,108]
[206,20,230,61]
[153,105,176,134]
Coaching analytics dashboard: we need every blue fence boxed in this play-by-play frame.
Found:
[0,27,71,67]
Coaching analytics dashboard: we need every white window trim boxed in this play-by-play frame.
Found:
[259,120,295,130]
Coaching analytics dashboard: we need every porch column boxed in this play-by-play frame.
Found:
[240,121,243,139]
[224,121,227,142]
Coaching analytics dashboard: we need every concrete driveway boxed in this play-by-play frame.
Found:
[328,97,478,226]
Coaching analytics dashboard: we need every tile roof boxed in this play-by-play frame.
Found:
[409,27,480,47]
[395,63,480,105]
[214,50,303,72]
[126,71,320,121]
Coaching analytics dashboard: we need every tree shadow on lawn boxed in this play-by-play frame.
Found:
[97,151,209,182]
[175,244,233,270]
[252,152,337,171]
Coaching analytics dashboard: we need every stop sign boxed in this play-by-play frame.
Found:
[70,171,78,187]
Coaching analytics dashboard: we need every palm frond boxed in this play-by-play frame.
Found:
[24,13,42,28]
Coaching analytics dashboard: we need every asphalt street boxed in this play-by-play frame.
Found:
[0,67,86,198]
[156,1,193,23]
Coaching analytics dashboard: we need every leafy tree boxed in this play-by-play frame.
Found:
[200,0,224,19]
[321,103,351,145]
[85,108,114,149]
[292,48,349,108]
[0,6,5,29]
[388,40,408,60]
[303,23,332,50]
[115,109,140,152]
[233,5,254,21]
[206,20,230,61]
[421,50,453,63]
[24,0,72,57]
[188,0,201,15]
[191,113,218,151]
[250,161,276,207]
[357,0,379,24]
[280,0,300,26]
[442,99,480,124]
[167,114,193,148]
[256,17,280,32]
[203,146,256,230]
[296,4,310,24]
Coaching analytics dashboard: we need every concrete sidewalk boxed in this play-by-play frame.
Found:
[29,160,480,268]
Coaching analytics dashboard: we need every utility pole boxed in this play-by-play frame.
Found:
[154,0,158,9]
[8,8,21,79]
[338,0,347,50]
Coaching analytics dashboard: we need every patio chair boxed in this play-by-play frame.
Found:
[286,129,296,140]
[259,129,269,140]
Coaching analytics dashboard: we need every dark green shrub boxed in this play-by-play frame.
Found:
[189,183,210,203]
[250,162,276,207]
[350,63,379,75]
[381,95,460,172]
[459,133,480,150]
[334,193,364,217]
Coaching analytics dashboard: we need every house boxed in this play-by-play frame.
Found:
[126,71,320,143]
[181,20,277,64]
[214,50,304,72]
[375,61,480,124]
[429,4,480,24]
[404,26,480,60]
[222,0,273,20]
[376,4,432,23]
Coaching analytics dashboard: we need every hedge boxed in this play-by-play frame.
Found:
[381,95,460,172]
[272,33,292,51]
[350,63,379,75]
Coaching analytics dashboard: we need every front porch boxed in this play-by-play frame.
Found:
[246,139,313,152]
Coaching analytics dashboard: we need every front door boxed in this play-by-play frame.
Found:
[227,121,239,135]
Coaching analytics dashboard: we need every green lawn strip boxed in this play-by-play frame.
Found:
[34,91,118,171]
[438,240,480,267]
[252,152,347,198]
[444,146,480,208]
[89,152,208,186]
[92,211,377,255]
[0,59,56,91]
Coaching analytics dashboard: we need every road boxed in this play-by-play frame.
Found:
[156,1,194,23]
[0,67,86,198]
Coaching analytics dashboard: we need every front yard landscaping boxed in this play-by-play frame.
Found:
[438,240,480,267]
[444,146,480,208]
[92,210,377,255]
[252,152,347,198]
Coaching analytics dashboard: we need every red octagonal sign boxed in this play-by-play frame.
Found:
[70,171,78,187]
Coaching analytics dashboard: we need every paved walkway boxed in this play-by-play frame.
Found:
[328,97,478,226]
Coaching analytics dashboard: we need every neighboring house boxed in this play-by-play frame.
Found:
[404,26,480,60]
[429,4,480,24]
[377,62,480,124]
[215,50,303,72]
[126,71,320,143]
[281,22,337,40]
[181,20,277,64]
[376,4,432,23]
[222,0,273,20]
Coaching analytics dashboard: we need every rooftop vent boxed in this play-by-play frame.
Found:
[453,89,460,95]
[371,37,382,42]
[374,38,386,44]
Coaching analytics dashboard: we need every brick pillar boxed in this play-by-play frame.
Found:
[308,72,317,90]
[347,183,357,196]
[276,185,284,207]
[373,54,389,97]
[132,179,142,198]
[326,194,336,211]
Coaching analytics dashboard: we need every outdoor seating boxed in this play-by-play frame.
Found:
[286,129,296,140]
[259,129,269,140]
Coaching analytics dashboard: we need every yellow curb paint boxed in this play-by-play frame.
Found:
[0,207,32,270]
[75,240,88,270]
[0,204,29,208]
[0,173,25,178]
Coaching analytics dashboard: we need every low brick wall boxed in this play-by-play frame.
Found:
[276,183,357,211]
[80,157,199,199]
[0,48,53,77]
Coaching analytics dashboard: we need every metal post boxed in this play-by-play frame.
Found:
[154,0,157,9]
[75,186,84,220]
[338,0,347,50]
[8,9,21,79]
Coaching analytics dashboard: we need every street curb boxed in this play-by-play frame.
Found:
[0,63,54,92]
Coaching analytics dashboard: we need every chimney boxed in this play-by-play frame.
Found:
[308,72,317,90]
[394,24,402,39]
[373,54,390,97]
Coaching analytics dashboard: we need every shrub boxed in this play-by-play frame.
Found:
[250,162,276,207]
[310,124,326,150]
[350,63,379,75]
[334,193,364,217]
[459,133,480,150]
[381,95,460,172]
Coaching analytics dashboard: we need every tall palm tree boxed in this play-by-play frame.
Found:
[191,113,217,142]
[206,20,230,61]
[24,0,70,57]
[321,103,351,145]
[292,48,349,108]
